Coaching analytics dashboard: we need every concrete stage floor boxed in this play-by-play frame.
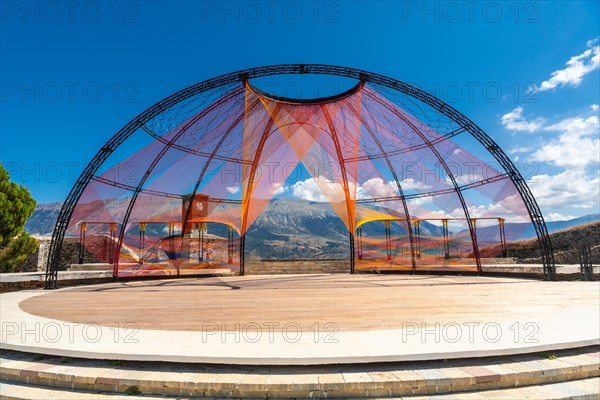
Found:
[1,274,599,365]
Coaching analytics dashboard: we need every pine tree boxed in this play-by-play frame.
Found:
[0,163,38,272]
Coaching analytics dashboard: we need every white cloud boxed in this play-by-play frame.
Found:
[539,43,600,92]
[400,178,432,190]
[501,107,544,132]
[528,169,600,211]
[508,145,533,154]
[291,177,351,202]
[292,176,434,202]
[284,176,431,202]
[407,197,433,207]
[545,115,599,135]
[291,179,327,202]
[359,178,397,199]
[545,213,576,222]
[531,116,600,168]
[226,186,240,194]
[591,104,599,111]
[443,194,530,223]
[452,174,477,186]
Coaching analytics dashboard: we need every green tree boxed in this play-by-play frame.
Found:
[0,163,38,272]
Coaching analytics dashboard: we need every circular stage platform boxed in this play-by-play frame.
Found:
[1,274,598,365]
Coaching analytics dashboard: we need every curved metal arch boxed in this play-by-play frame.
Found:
[365,92,482,272]
[356,112,417,272]
[46,64,555,289]
[357,173,511,204]
[239,105,282,275]
[111,85,246,279]
[179,97,262,250]
[347,126,466,162]
[319,104,358,273]
[140,124,249,165]
[247,80,363,105]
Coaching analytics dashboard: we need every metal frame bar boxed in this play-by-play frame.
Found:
[356,105,417,271]
[140,124,250,165]
[384,220,392,261]
[414,220,421,260]
[579,246,593,281]
[198,223,205,262]
[179,98,261,245]
[442,219,450,259]
[78,223,86,265]
[356,174,510,204]
[357,227,363,260]
[499,218,507,258]
[239,104,282,275]
[111,87,244,281]
[109,223,117,265]
[346,126,466,162]
[367,93,482,273]
[46,64,555,288]
[320,105,358,273]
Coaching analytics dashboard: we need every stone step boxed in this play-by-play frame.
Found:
[0,381,163,399]
[2,377,599,400]
[406,377,600,399]
[1,347,598,398]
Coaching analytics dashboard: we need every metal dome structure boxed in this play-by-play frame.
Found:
[45,65,555,288]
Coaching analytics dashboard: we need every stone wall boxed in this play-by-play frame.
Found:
[15,238,49,273]
[245,259,351,275]
[13,237,100,273]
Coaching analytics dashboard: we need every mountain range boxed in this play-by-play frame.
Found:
[24,200,599,259]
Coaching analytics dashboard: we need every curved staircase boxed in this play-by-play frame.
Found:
[1,346,598,399]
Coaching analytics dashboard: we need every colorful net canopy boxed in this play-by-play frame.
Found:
[64,79,534,277]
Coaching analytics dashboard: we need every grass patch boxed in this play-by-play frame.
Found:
[125,385,141,396]
[31,354,48,361]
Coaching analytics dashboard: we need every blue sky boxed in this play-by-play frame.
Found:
[1,1,599,221]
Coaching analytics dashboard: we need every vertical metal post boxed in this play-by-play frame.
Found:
[112,223,119,281]
[471,218,480,273]
[579,246,593,281]
[498,218,507,258]
[239,233,245,275]
[349,231,355,274]
[414,220,421,261]
[168,222,179,277]
[109,223,117,265]
[139,222,146,263]
[442,219,450,260]
[78,223,86,264]
[198,223,204,262]
[227,227,233,263]
[357,227,363,260]
[384,220,392,261]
